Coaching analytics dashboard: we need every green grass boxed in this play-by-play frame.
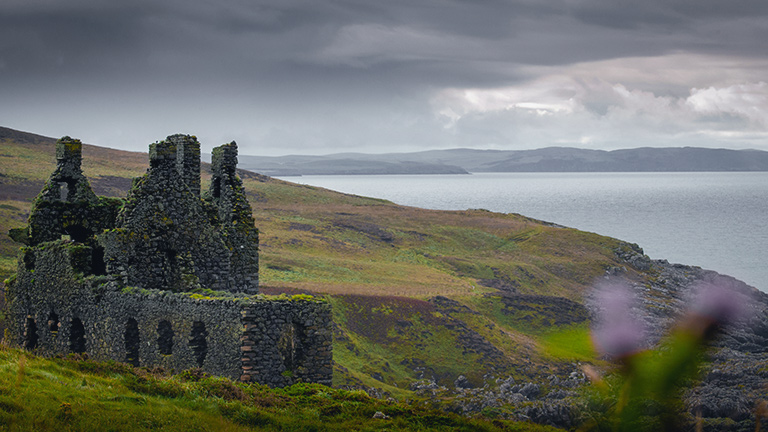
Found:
[0,347,564,431]
[330,295,494,390]
[463,295,579,337]
[540,324,598,362]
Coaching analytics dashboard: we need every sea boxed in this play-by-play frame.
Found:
[279,172,768,293]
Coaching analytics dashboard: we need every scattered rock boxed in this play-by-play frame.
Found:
[454,375,472,389]
[518,383,541,399]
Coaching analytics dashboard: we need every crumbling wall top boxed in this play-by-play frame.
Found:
[18,133,259,293]
[55,136,83,172]
[211,141,238,179]
[149,139,177,170]
[45,136,96,203]
[100,134,259,293]
[173,134,201,196]
[26,136,119,245]
[148,134,201,196]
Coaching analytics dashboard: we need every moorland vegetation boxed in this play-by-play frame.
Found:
[1,127,767,430]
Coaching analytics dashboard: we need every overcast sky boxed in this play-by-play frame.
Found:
[2,0,767,155]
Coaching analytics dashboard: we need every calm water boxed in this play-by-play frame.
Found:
[281,172,768,292]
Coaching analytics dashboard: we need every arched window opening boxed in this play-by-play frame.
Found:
[69,317,86,354]
[157,320,174,355]
[48,312,59,334]
[24,317,39,350]
[125,318,140,367]
[189,321,208,367]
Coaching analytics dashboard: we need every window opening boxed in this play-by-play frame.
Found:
[157,320,174,355]
[189,321,208,367]
[91,246,107,275]
[124,318,140,366]
[64,224,89,243]
[24,317,39,350]
[69,317,86,353]
[48,312,59,333]
[278,323,306,372]
[23,250,35,270]
[59,182,69,201]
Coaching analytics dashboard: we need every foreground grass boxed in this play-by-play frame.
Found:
[0,347,562,432]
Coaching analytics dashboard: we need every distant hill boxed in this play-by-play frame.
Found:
[0,126,58,146]
[210,154,469,176]
[232,146,768,175]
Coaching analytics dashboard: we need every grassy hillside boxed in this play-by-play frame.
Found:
[0,347,562,431]
[0,128,645,423]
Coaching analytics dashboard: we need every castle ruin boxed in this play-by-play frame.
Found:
[6,135,332,386]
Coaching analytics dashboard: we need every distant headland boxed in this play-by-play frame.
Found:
[228,147,768,176]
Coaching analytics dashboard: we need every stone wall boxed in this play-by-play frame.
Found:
[173,134,201,196]
[241,299,333,386]
[7,237,332,385]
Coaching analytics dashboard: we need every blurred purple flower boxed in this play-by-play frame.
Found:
[690,277,748,327]
[591,282,647,360]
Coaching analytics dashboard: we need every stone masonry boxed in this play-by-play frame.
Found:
[6,135,332,387]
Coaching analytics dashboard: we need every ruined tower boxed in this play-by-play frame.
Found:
[26,137,120,246]
[208,141,259,294]
[101,135,233,292]
[100,135,258,293]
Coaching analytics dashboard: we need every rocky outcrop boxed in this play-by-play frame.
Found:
[592,253,768,429]
[643,262,768,430]
[412,246,768,430]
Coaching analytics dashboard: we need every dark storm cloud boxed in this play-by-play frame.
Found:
[0,5,146,78]
[569,0,768,28]
[3,0,766,85]
[1,0,767,153]
[563,0,768,57]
